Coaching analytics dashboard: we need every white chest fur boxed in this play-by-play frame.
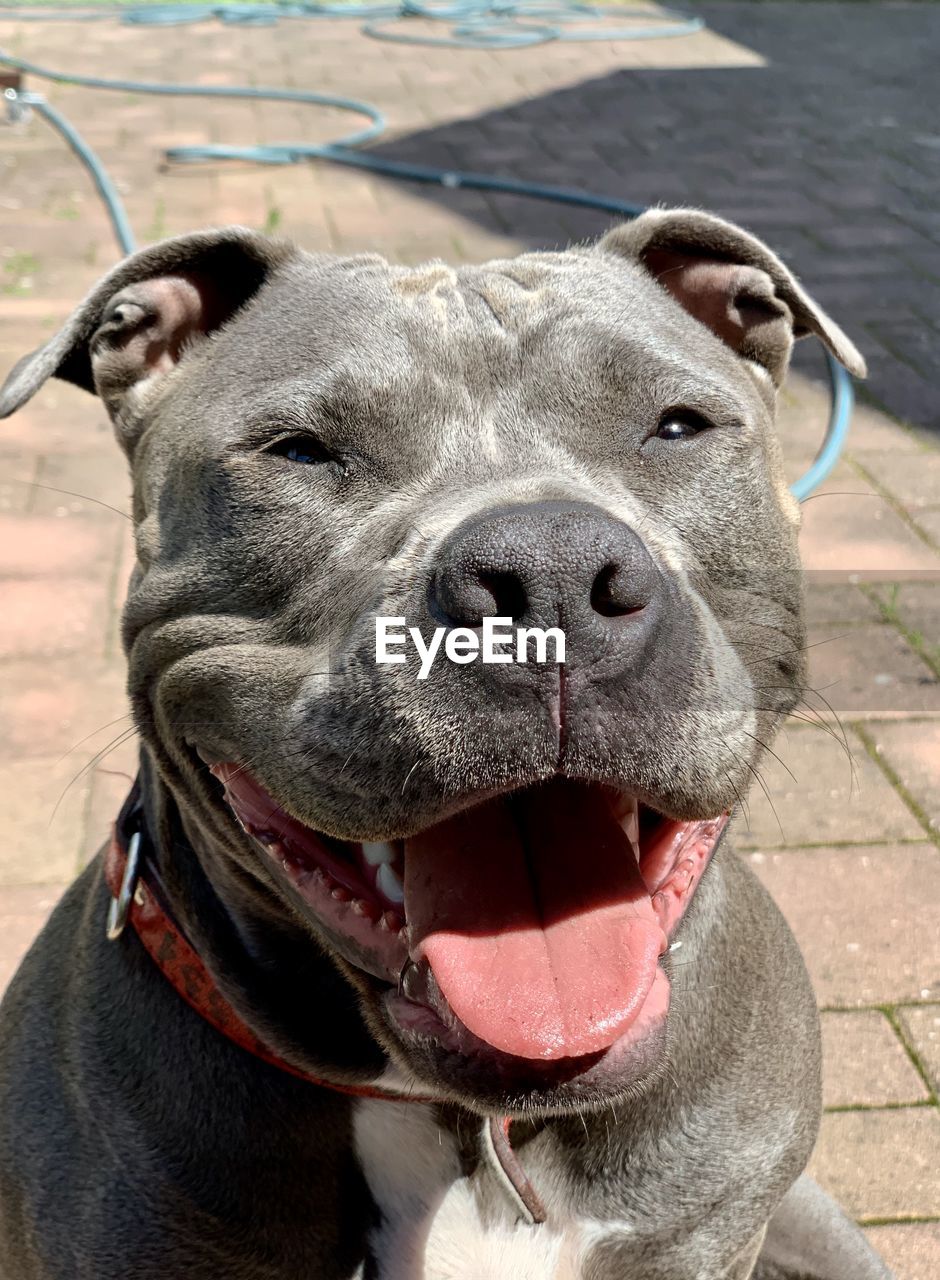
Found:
[352,1099,591,1280]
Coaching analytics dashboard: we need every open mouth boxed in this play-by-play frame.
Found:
[211,764,727,1067]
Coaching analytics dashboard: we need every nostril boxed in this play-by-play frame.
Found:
[477,570,528,623]
[431,566,529,628]
[590,564,645,618]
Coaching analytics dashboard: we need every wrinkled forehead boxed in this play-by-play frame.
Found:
[170,246,755,444]
[231,248,720,368]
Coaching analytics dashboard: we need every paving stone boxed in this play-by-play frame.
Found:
[873,581,940,657]
[737,727,922,849]
[866,721,940,833]
[809,1109,940,1221]
[106,525,138,660]
[815,221,931,253]
[0,444,39,516]
[0,578,111,660]
[860,363,940,436]
[804,623,940,717]
[865,1223,940,1280]
[821,1010,929,1109]
[913,509,940,546]
[778,373,859,473]
[897,1005,940,1096]
[779,377,927,484]
[855,451,940,514]
[0,513,114,577]
[0,884,69,999]
[0,658,128,759]
[804,582,882,627]
[26,448,131,523]
[0,756,92,885]
[798,474,940,579]
[868,320,940,386]
[748,844,940,1006]
[0,389,106,459]
[846,401,937,455]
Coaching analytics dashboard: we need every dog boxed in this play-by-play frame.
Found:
[0,209,893,1279]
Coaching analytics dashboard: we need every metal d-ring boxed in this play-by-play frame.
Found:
[106,830,142,942]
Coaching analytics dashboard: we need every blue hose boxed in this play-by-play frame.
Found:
[790,350,853,502]
[14,93,140,253]
[0,2,705,48]
[0,5,855,496]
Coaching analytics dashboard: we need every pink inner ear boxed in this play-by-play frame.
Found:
[95,272,224,389]
[134,275,217,374]
[643,247,790,367]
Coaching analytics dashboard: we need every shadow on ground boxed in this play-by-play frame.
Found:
[362,1,940,432]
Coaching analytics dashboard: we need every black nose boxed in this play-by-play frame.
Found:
[430,501,660,652]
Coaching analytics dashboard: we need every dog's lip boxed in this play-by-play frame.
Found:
[207,760,728,1068]
[383,961,673,1087]
[207,761,408,984]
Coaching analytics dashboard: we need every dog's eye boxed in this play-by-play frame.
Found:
[655,410,713,441]
[268,434,336,467]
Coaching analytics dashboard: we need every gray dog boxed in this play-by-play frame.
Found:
[0,209,893,1279]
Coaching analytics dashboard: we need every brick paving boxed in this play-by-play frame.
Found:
[0,4,938,1274]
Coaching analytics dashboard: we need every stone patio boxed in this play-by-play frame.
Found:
[0,4,938,1274]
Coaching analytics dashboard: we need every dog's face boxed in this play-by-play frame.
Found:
[1,212,864,1113]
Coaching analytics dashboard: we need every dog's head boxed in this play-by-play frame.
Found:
[1,211,864,1113]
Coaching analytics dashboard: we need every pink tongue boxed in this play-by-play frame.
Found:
[404,781,666,1062]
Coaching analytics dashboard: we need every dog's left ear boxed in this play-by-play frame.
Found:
[0,226,294,430]
[599,208,866,385]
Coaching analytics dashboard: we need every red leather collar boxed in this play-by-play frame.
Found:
[103,820,413,1102]
[103,794,546,1225]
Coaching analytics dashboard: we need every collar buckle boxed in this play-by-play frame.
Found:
[106,829,143,941]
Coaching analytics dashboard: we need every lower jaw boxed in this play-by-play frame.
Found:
[380,965,673,1108]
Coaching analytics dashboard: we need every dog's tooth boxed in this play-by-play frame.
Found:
[618,799,641,863]
[376,862,405,905]
[623,803,640,844]
[331,885,351,902]
[362,841,396,867]
[351,897,379,921]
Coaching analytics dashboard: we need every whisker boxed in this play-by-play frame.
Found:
[723,768,750,828]
[94,767,135,785]
[22,480,132,523]
[732,749,785,841]
[738,729,798,785]
[798,491,883,503]
[742,632,852,670]
[749,702,853,760]
[55,711,134,764]
[49,727,139,827]
[400,760,421,797]
[797,688,858,796]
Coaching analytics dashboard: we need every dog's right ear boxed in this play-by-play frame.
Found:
[599,209,866,386]
[0,227,293,440]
